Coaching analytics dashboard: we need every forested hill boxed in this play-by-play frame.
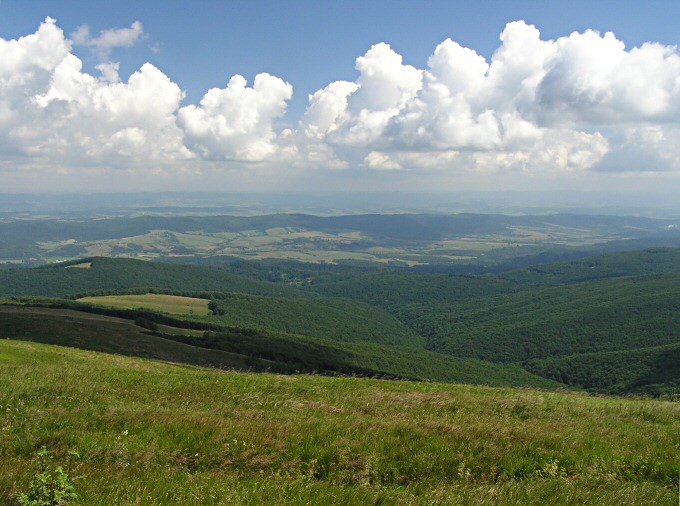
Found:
[0,256,302,298]
[496,246,680,285]
[1,248,679,394]
[305,247,680,307]
[4,247,679,301]
[2,247,680,305]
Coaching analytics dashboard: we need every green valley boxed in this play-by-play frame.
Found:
[1,246,679,395]
[2,212,680,269]
[1,212,678,504]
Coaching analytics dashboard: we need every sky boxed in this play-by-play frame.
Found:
[1,0,680,199]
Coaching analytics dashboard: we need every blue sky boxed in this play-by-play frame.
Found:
[1,0,680,197]
[5,0,678,116]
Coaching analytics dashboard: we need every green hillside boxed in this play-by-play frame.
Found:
[497,247,680,286]
[400,274,680,363]
[0,256,302,298]
[78,293,212,315]
[0,303,556,388]
[206,293,424,347]
[0,305,274,371]
[307,247,680,308]
[306,270,516,309]
[525,343,680,395]
[1,248,679,395]
[75,292,422,348]
[1,339,677,505]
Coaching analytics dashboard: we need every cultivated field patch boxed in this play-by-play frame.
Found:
[78,293,211,316]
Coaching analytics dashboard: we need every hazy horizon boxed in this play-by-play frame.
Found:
[3,189,680,220]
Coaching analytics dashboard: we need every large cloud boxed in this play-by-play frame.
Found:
[177,73,292,162]
[0,18,297,176]
[300,21,680,175]
[33,55,190,162]
[1,17,680,188]
[324,42,423,148]
[0,17,70,138]
[0,18,191,173]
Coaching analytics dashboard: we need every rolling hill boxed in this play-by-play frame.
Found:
[0,338,677,505]
[524,343,680,394]
[398,274,680,363]
[0,248,679,394]
[0,256,302,298]
[2,211,680,269]
[0,303,557,388]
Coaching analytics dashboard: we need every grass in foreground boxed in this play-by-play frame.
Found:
[0,340,678,505]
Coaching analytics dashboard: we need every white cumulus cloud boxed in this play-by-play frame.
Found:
[0,18,190,173]
[177,73,293,162]
[33,55,192,165]
[1,17,680,190]
[299,20,680,177]
[71,21,145,60]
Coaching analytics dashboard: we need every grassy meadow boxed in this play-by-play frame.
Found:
[77,294,211,316]
[1,339,678,505]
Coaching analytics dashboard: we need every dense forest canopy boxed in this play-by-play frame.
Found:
[2,245,678,395]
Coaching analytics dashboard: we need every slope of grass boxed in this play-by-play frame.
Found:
[77,294,211,316]
[0,304,557,388]
[0,306,272,371]
[0,339,677,505]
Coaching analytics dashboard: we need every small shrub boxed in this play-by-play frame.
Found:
[17,447,77,506]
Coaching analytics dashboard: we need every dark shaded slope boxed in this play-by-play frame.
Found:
[525,343,680,395]
[0,304,558,388]
[0,305,273,370]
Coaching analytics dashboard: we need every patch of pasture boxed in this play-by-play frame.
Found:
[77,293,211,316]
